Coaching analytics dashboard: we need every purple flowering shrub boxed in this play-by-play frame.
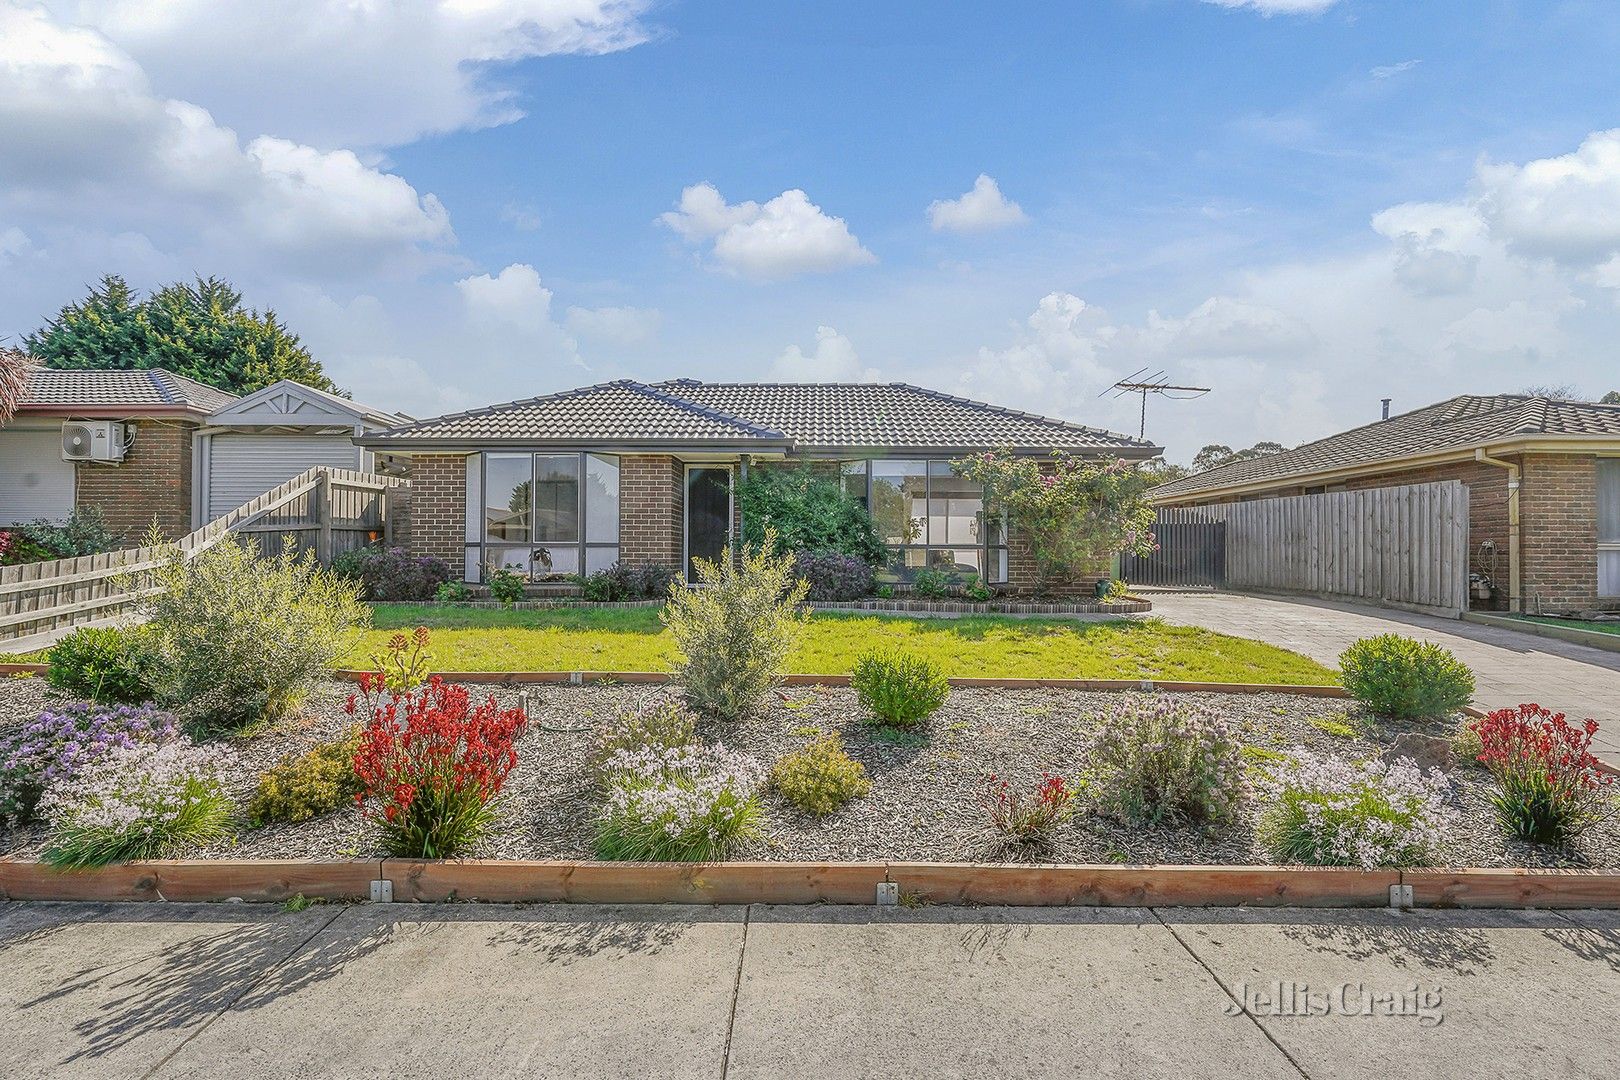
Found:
[0,703,179,824]
[791,550,875,601]
[1089,695,1247,827]
[331,545,451,601]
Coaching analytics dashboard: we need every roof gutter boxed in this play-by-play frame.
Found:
[1474,449,1521,613]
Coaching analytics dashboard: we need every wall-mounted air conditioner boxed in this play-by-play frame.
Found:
[61,420,130,463]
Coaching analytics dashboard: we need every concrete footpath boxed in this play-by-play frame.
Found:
[2,901,1617,1079]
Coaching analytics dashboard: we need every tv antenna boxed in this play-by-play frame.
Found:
[1101,368,1211,440]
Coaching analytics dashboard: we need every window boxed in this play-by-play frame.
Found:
[842,459,1006,583]
[470,452,619,581]
[1600,460,1620,597]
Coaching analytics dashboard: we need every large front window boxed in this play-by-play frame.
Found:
[842,459,1006,583]
[464,452,619,582]
[1600,459,1620,598]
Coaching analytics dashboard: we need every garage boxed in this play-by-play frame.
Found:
[0,426,75,525]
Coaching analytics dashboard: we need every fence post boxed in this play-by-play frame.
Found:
[316,470,333,566]
[382,483,396,547]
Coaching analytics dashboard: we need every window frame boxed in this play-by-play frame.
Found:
[839,458,1007,584]
[470,451,620,582]
[1599,457,1620,599]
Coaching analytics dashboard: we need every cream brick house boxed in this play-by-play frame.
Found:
[1151,394,1620,614]
[355,379,1159,595]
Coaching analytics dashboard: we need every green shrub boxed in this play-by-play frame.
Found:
[594,744,765,861]
[6,506,124,563]
[1339,634,1475,719]
[734,467,886,564]
[486,566,526,606]
[248,735,362,826]
[140,535,368,736]
[771,733,871,815]
[910,566,955,599]
[962,573,993,602]
[1089,696,1247,827]
[661,532,809,722]
[434,580,473,602]
[46,626,157,704]
[851,651,949,729]
[586,700,699,785]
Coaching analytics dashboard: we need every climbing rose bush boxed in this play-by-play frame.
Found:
[1258,754,1454,870]
[350,676,528,858]
[1471,704,1616,846]
[595,742,766,862]
[38,740,232,868]
[950,449,1155,595]
[0,703,179,824]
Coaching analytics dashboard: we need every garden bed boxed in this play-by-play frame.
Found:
[3,677,1615,872]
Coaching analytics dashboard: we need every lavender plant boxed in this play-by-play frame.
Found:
[38,740,233,868]
[594,743,766,861]
[0,703,179,824]
[1258,754,1455,870]
[1088,696,1247,827]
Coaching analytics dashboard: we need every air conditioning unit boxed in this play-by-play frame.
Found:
[62,420,130,463]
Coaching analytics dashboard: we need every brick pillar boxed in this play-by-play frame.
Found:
[407,453,469,580]
[619,454,683,568]
[1520,453,1598,614]
[74,419,197,540]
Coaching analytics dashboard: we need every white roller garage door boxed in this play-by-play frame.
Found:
[204,433,364,521]
[0,428,75,525]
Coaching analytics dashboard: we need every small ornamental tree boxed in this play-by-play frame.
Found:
[951,449,1156,596]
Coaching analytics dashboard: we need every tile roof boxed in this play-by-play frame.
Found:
[1152,394,1620,500]
[20,367,238,414]
[360,378,1156,455]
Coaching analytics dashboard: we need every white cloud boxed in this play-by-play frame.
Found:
[36,1,655,149]
[0,4,453,273]
[1370,59,1421,79]
[1202,0,1340,14]
[0,225,31,263]
[1477,129,1620,265]
[501,203,543,231]
[457,263,557,331]
[660,183,876,280]
[565,305,661,345]
[927,174,1028,232]
[771,326,881,382]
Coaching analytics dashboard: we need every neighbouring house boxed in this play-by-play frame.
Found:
[0,367,405,538]
[355,379,1159,595]
[1150,394,1620,615]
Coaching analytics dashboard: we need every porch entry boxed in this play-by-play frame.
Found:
[684,465,733,583]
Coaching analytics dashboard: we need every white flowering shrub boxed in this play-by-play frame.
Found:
[1258,754,1455,870]
[1089,695,1247,827]
[595,743,766,861]
[38,741,233,869]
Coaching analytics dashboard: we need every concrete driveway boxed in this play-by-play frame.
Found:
[2,900,1618,1079]
[1142,590,1620,762]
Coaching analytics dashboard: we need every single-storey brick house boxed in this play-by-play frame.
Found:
[355,379,1159,595]
[1150,394,1620,615]
[1,367,404,538]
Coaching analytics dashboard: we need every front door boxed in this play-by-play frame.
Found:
[684,466,732,583]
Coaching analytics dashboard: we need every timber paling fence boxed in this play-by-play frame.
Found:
[1139,481,1470,615]
[0,467,406,652]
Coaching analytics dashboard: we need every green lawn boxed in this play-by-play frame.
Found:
[352,605,1339,684]
[1523,615,1620,636]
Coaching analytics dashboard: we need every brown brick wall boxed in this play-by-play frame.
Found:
[620,454,684,570]
[1519,453,1599,614]
[73,419,196,539]
[407,454,469,579]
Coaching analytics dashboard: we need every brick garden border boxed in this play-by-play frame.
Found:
[2,857,1617,909]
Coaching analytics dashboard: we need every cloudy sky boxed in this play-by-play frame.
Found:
[3,0,1619,461]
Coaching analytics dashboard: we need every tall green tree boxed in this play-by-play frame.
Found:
[24,274,339,395]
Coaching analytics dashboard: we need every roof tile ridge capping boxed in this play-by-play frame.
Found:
[1432,393,1528,426]
[371,379,649,435]
[635,381,790,439]
[888,381,1150,445]
[144,368,181,406]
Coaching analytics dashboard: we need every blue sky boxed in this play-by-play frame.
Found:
[5,1,1620,460]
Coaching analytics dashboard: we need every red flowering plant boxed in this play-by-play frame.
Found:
[348,675,528,857]
[983,771,1075,844]
[1470,703,1616,846]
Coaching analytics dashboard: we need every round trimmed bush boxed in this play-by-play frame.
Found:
[1338,634,1474,719]
[851,651,949,730]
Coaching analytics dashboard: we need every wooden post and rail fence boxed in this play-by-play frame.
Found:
[0,467,407,653]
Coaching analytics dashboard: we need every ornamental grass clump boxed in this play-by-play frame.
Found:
[586,699,699,788]
[0,703,179,824]
[771,733,871,816]
[350,675,528,858]
[141,533,368,736]
[1471,703,1616,846]
[595,743,766,862]
[1258,754,1455,869]
[38,741,232,869]
[1089,696,1247,827]
[1338,634,1475,720]
[983,772,1075,845]
[661,531,809,722]
[851,651,949,730]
